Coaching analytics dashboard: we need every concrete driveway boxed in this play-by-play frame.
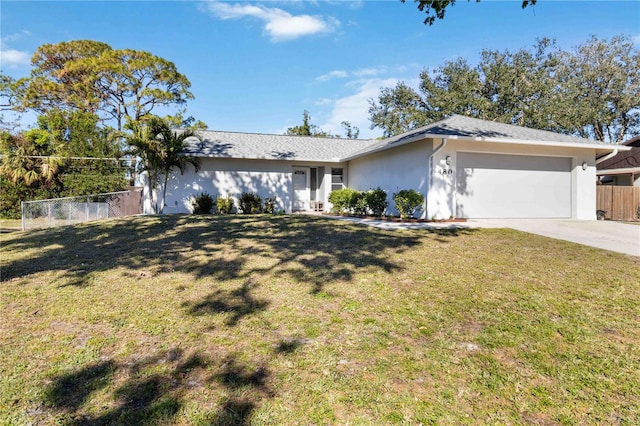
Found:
[469,219,640,257]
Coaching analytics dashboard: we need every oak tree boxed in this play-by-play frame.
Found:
[403,0,537,26]
[369,36,639,142]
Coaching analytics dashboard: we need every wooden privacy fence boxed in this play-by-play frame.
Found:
[596,186,640,220]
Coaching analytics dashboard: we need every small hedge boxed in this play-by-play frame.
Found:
[217,195,235,214]
[328,188,361,215]
[329,187,388,217]
[191,193,278,215]
[393,189,424,219]
[191,192,215,214]
[364,187,388,216]
[264,196,277,214]
[239,192,262,214]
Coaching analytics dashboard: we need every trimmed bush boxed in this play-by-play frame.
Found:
[239,192,262,214]
[217,195,235,214]
[364,187,388,217]
[190,192,215,214]
[353,194,368,216]
[329,187,389,216]
[264,196,277,214]
[393,189,424,220]
[329,188,361,214]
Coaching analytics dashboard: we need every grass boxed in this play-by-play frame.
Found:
[0,218,22,232]
[1,214,639,425]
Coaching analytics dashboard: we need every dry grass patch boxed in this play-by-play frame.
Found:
[1,215,639,425]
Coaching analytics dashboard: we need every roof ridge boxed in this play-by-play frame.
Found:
[193,128,374,142]
[445,114,598,143]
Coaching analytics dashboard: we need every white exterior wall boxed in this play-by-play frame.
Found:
[162,158,345,214]
[159,137,600,220]
[348,140,432,218]
[430,140,598,220]
[348,138,599,220]
[571,153,598,220]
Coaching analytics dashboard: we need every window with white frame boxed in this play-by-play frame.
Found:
[331,168,344,192]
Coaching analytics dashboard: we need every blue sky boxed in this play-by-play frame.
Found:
[1,1,639,138]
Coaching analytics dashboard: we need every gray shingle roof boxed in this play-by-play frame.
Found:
[186,115,615,163]
[419,114,601,144]
[345,115,606,160]
[184,130,378,162]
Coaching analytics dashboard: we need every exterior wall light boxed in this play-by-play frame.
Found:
[582,161,588,171]
[445,155,452,166]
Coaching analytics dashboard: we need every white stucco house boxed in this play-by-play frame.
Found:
[156,115,626,220]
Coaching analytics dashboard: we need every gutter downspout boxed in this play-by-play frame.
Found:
[595,149,618,184]
[595,149,618,164]
[427,138,447,219]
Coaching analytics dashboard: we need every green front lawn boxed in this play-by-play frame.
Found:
[1,215,638,425]
[0,218,22,232]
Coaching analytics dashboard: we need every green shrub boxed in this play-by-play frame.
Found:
[329,187,389,216]
[190,192,215,214]
[329,188,362,215]
[239,192,262,214]
[364,187,388,217]
[217,195,235,214]
[353,194,368,216]
[393,189,424,220]
[263,196,277,214]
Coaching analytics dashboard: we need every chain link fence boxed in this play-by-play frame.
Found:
[21,189,143,231]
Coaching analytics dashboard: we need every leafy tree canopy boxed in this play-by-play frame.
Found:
[286,111,360,139]
[286,110,335,137]
[403,0,536,26]
[20,40,194,131]
[0,110,127,218]
[0,73,28,131]
[369,35,639,143]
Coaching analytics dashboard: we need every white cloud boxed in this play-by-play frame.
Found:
[204,2,338,41]
[633,35,640,46]
[0,48,30,68]
[319,77,400,139]
[314,97,333,106]
[316,70,348,82]
[0,31,31,68]
[324,0,364,10]
[315,64,419,84]
[352,66,388,77]
[2,30,31,43]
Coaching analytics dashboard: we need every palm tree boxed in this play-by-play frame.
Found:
[0,131,62,187]
[126,117,200,214]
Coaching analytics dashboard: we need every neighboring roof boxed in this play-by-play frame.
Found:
[344,115,625,160]
[183,130,378,162]
[622,135,640,147]
[184,115,626,163]
[597,135,640,172]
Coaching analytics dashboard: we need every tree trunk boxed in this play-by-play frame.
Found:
[159,171,169,215]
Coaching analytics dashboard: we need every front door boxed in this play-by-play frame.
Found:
[293,167,310,211]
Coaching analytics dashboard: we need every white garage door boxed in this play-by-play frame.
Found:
[456,152,571,218]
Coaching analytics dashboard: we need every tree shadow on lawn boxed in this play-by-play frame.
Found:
[43,351,192,425]
[185,277,270,326]
[2,215,475,292]
[42,346,290,425]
